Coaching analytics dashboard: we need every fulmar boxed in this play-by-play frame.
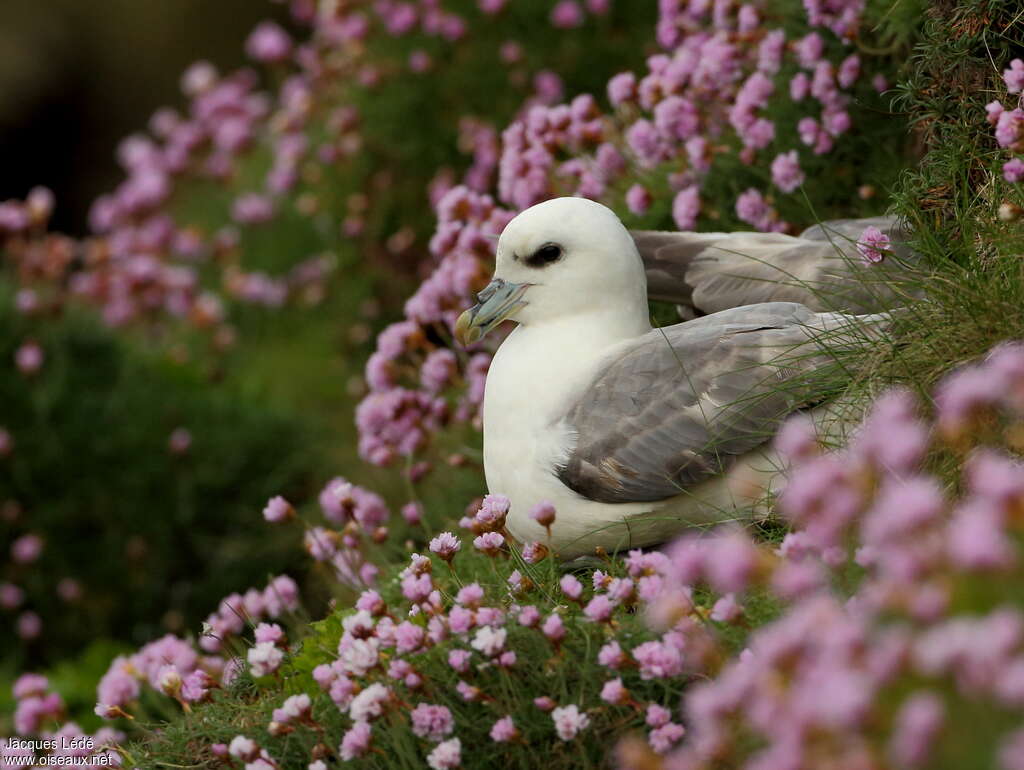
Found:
[455,197,907,557]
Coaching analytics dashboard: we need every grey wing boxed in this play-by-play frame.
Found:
[556,302,856,504]
[632,215,920,316]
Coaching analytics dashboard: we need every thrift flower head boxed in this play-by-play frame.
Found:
[560,574,583,600]
[552,704,590,741]
[471,626,507,657]
[1004,58,1024,94]
[411,703,454,742]
[247,642,284,677]
[340,721,372,760]
[262,495,294,523]
[856,226,892,264]
[427,737,462,770]
[246,21,292,63]
[1004,158,1024,184]
[473,531,505,555]
[430,532,461,562]
[600,678,630,705]
[475,494,510,531]
[771,150,805,193]
[490,715,518,742]
[228,736,258,762]
[348,683,391,722]
[529,501,557,529]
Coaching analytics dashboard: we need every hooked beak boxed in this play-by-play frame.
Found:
[454,278,531,346]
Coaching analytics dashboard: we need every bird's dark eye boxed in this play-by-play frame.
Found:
[525,243,563,267]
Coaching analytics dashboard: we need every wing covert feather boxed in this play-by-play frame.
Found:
[556,303,839,504]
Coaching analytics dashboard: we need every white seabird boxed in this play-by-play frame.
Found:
[455,197,901,558]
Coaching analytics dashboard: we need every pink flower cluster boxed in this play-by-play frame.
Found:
[93,572,300,721]
[356,187,511,466]
[624,341,1024,769]
[5,675,123,768]
[987,59,1024,183]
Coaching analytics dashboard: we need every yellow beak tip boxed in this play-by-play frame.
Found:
[454,309,475,347]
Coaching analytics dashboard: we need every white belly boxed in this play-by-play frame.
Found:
[482,323,858,558]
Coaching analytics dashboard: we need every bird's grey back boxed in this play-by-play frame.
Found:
[555,302,873,505]
[633,216,920,317]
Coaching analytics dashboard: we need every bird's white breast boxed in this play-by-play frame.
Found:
[482,314,658,554]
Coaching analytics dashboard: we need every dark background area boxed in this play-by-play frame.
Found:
[0,0,290,235]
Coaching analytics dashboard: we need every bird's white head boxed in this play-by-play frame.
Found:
[455,197,648,344]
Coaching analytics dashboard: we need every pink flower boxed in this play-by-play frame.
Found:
[710,594,743,623]
[168,427,192,454]
[550,0,584,28]
[560,574,583,601]
[771,150,805,193]
[401,501,423,525]
[551,704,590,740]
[430,532,461,562]
[529,501,557,528]
[542,614,566,643]
[649,722,686,754]
[608,72,637,106]
[340,721,372,760]
[448,605,474,634]
[456,583,485,607]
[584,595,614,623]
[471,626,507,658]
[1004,58,1024,95]
[15,341,44,375]
[246,21,293,63]
[996,109,1024,150]
[947,500,1015,571]
[402,573,434,603]
[13,674,48,699]
[411,703,454,742]
[633,639,684,680]
[534,696,556,712]
[426,738,461,769]
[671,186,700,230]
[254,622,285,645]
[475,495,510,531]
[735,188,774,231]
[598,641,629,669]
[262,495,294,523]
[625,184,652,215]
[182,670,214,703]
[888,692,944,767]
[0,582,24,609]
[521,542,548,563]
[518,606,540,627]
[228,736,259,761]
[600,678,630,705]
[490,715,518,742]
[456,680,483,702]
[356,589,386,616]
[448,649,472,673]
[856,225,891,264]
[348,683,391,722]
[11,534,42,564]
[473,531,505,555]
[395,621,425,654]
[247,642,284,677]
[1003,158,1024,183]
[646,703,671,728]
[232,193,275,224]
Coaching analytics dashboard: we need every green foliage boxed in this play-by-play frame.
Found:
[0,286,323,666]
[130,546,687,770]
